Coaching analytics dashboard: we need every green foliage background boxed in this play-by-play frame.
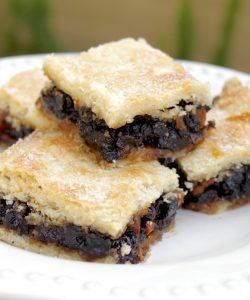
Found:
[4,0,58,55]
[2,0,243,67]
[175,0,242,65]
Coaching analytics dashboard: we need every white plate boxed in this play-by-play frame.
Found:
[0,55,250,300]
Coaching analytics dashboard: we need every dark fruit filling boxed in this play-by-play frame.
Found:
[41,87,209,162]
[0,119,33,144]
[184,165,250,206]
[0,195,179,264]
[159,157,177,169]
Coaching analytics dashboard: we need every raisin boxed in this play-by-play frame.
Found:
[1,120,33,140]
[35,225,64,244]
[113,231,139,264]
[41,87,75,120]
[0,195,178,264]
[167,200,179,218]
[244,169,250,197]
[184,165,250,205]
[158,157,177,169]
[63,225,86,249]
[153,122,168,137]
[40,87,207,162]
[184,114,200,132]
[4,210,27,234]
[158,130,190,151]
[0,204,7,218]
[85,233,111,257]
[195,190,218,204]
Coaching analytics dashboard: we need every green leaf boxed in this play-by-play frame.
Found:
[213,0,242,66]
[176,0,195,60]
[4,0,59,55]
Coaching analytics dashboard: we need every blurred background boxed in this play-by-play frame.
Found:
[0,0,249,72]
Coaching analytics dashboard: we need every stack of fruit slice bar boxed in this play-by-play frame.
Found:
[0,38,248,264]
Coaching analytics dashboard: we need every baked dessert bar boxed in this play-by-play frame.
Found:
[208,78,250,122]
[0,68,52,145]
[0,124,183,263]
[178,79,250,213]
[40,38,212,162]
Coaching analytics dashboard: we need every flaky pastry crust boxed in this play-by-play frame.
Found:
[179,79,250,182]
[0,68,55,129]
[0,123,180,238]
[43,38,211,128]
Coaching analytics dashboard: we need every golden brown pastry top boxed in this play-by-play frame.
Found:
[44,38,211,128]
[0,68,55,129]
[0,123,180,238]
[208,78,250,123]
[179,79,250,182]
